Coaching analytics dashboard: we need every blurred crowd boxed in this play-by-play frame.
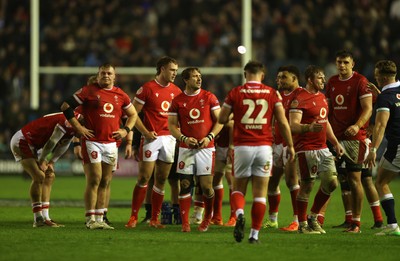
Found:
[1,0,400,158]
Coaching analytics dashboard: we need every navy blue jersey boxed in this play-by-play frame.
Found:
[375,83,400,145]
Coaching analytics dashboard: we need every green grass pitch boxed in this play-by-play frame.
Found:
[0,175,400,261]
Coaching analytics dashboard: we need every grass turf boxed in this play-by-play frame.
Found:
[0,175,400,261]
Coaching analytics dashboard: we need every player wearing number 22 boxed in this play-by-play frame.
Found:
[219,61,295,244]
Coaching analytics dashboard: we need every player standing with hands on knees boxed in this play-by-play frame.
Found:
[10,111,83,228]
[219,60,295,244]
[61,63,137,229]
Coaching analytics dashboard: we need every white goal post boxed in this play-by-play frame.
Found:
[30,0,252,109]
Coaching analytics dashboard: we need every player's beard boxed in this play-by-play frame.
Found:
[98,78,112,88]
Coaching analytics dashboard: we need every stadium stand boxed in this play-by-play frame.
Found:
[1,0,400,160]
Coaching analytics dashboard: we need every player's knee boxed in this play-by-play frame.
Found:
[300,179,314,194]
[45,170,55,181]
[319,171,338,194]
[201,186,214,198]
[179,174,194,195]
[33,171,46,183]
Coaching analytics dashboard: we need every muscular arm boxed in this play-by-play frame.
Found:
[371,111,389,152]
[365,110,389,168]
[61,101,94,139]
[168,114,199,148]
[289,111,323,134]
[276,105,294,161]
[218,105,232,125]
[326,121,344,157]
[112,105,138,140]
[132,100,157,140]
[356,96,373,128]
[346,96,372,136]
[168,114,183,141]
[50,137,73,163]
[198,108,224,148]
[39,125,65,162]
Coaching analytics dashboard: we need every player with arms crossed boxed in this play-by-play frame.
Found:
[219,61,295,244]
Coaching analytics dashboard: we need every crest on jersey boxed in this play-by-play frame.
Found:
[161,101,170,111]
[200,99,205,108]
[179,161,185,169]
[103,103,114,113]
[290,99,299,109]
[136,87,143,95]
[91,151,98,159]
[114,95,119,105]
[189,108,201,119]
[145,150,152,158]
[335,94,344,105]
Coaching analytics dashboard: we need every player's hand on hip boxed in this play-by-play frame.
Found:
[144,131,158,140]
[78,127,94,139]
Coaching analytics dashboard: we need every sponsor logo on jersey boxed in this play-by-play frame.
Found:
[189,108,200,119]
[99,103,116,118]
[103,103,114,113]
[335,94,344,105]
[320,107,327,118]
[161,101,170,111]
